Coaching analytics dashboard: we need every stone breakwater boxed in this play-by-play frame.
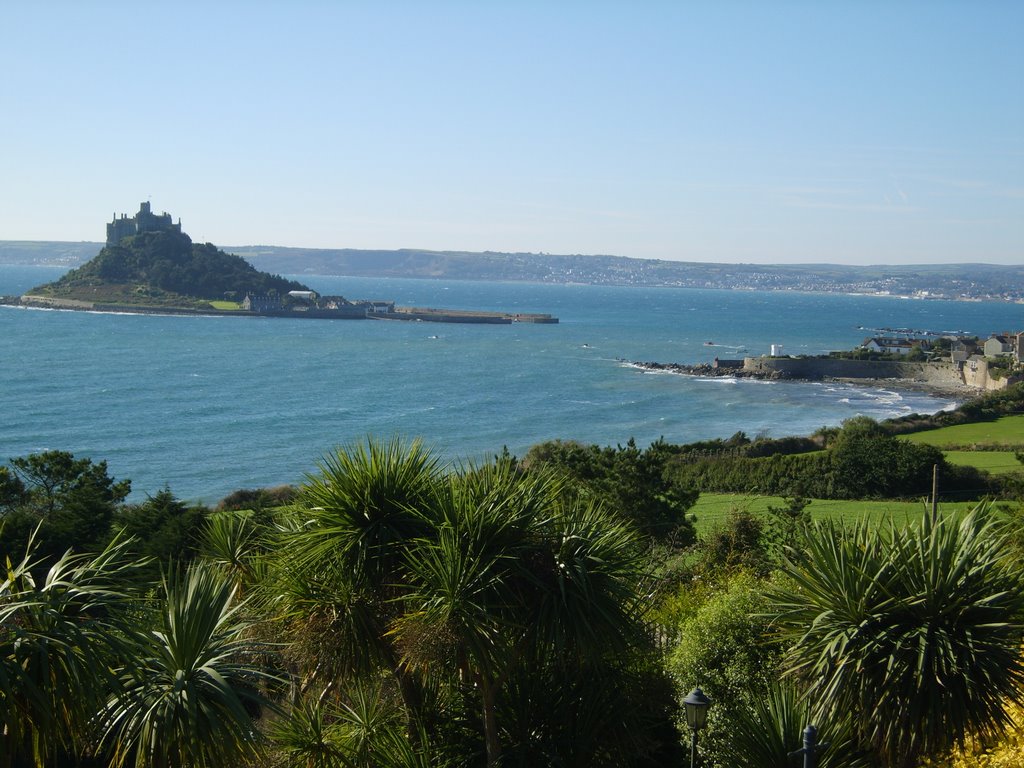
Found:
[626,357,985,396]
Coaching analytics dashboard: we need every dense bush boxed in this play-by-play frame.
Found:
[522,438,698,545]
[216,484,298,511]
[667,572,782,766]
[665,416,954,500]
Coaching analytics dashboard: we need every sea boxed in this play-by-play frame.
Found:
[2,264,1021,504]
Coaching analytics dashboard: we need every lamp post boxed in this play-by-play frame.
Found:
[683,687,711,768]
[789,724,830,768]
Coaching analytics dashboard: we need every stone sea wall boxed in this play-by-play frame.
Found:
[743,356,1017,392]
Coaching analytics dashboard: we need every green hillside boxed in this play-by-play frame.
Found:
[26,229,309,308]
[901,414,1024,449]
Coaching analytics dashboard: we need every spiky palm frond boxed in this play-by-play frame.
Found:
[98,561,275,768]
[526,498,646,657]
[200,510,266,589]
[772,504,1024,766]
[726,679,872,768]
[267,438,444,695]
[296,437,442,585]
[268,685,454,768]
[1,533,145,768]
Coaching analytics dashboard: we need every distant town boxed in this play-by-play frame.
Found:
[1,240,1021,303]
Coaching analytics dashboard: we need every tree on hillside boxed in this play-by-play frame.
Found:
[522,438,697,546]
[114,487,209,568]
[98,562,275,768]
[827,416,945,498]
[0,450,130,564]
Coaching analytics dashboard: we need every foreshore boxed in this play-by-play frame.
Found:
[624,359,978,400]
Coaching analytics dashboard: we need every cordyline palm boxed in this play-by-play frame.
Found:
[770,504,1024,767]
[270,437,442,721]
[0,532,142,768]
[269,682,452,768]
[724,679,871,768]
[98,561,275,768]
[392,461,647,767]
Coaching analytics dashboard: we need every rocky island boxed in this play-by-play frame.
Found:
[1,203,557,325]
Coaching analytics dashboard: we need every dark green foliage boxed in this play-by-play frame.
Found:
[0,451,130,565]
[32,229,308,304]
[522,438,697,546]
[666,450,832,497]
[827,416,945,498]
[667,572,782,766]
[695,509,769,575]
[665,417,950,500]
[770,506,1024,767]
[497,650,684,767]
[761,495,811,565]
[216,484,298,512]
[115,487,209,566]
[724,680,872,768]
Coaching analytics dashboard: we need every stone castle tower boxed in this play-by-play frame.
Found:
[106,202,182,245]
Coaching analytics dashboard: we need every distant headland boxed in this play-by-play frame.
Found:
[2,235,1022,303]
[0,203,557,325]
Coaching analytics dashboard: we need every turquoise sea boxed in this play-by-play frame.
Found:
[2,265,1021,503]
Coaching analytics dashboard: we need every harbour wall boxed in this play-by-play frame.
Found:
[743,356,1017,392]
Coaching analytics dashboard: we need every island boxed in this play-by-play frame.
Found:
[0,203,557,325]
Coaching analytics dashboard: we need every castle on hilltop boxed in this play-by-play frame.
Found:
[106,202,182,245]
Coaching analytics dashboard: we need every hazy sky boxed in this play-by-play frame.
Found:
[2,1,1021,264]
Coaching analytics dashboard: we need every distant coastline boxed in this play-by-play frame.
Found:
[2,240,1021,303]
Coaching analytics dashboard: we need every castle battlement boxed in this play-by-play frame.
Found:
[106,201,182,245]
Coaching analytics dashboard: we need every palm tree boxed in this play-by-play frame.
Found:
[770,504,1024,766]
[269,437,442,724]
[393,461,648,766]
[269,683,453,768]
[0,532,141,768]
[98,561,274,768]
[725,679,871,768]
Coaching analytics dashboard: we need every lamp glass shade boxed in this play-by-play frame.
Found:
[683,687,711,730]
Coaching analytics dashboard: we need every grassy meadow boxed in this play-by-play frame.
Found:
[901,413,1024,449]
[689,493,980,538]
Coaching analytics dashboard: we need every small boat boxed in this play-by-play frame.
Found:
[704,341,714,346]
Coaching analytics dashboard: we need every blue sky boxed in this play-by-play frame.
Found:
[1,1,1021,264]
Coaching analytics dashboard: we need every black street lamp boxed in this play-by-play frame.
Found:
[683,687,711,768]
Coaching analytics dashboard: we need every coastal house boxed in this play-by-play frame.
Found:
[861,337,921,356]
[950,339,978,364]
[983,334,1014,358]
[242,294,282,312]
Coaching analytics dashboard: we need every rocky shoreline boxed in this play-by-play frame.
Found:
[623,359,978,400]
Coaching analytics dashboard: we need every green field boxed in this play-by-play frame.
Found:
[943,450,1022,475]
[689,493,981,537]
[902,414,1024,449]
[209,300,243,310]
